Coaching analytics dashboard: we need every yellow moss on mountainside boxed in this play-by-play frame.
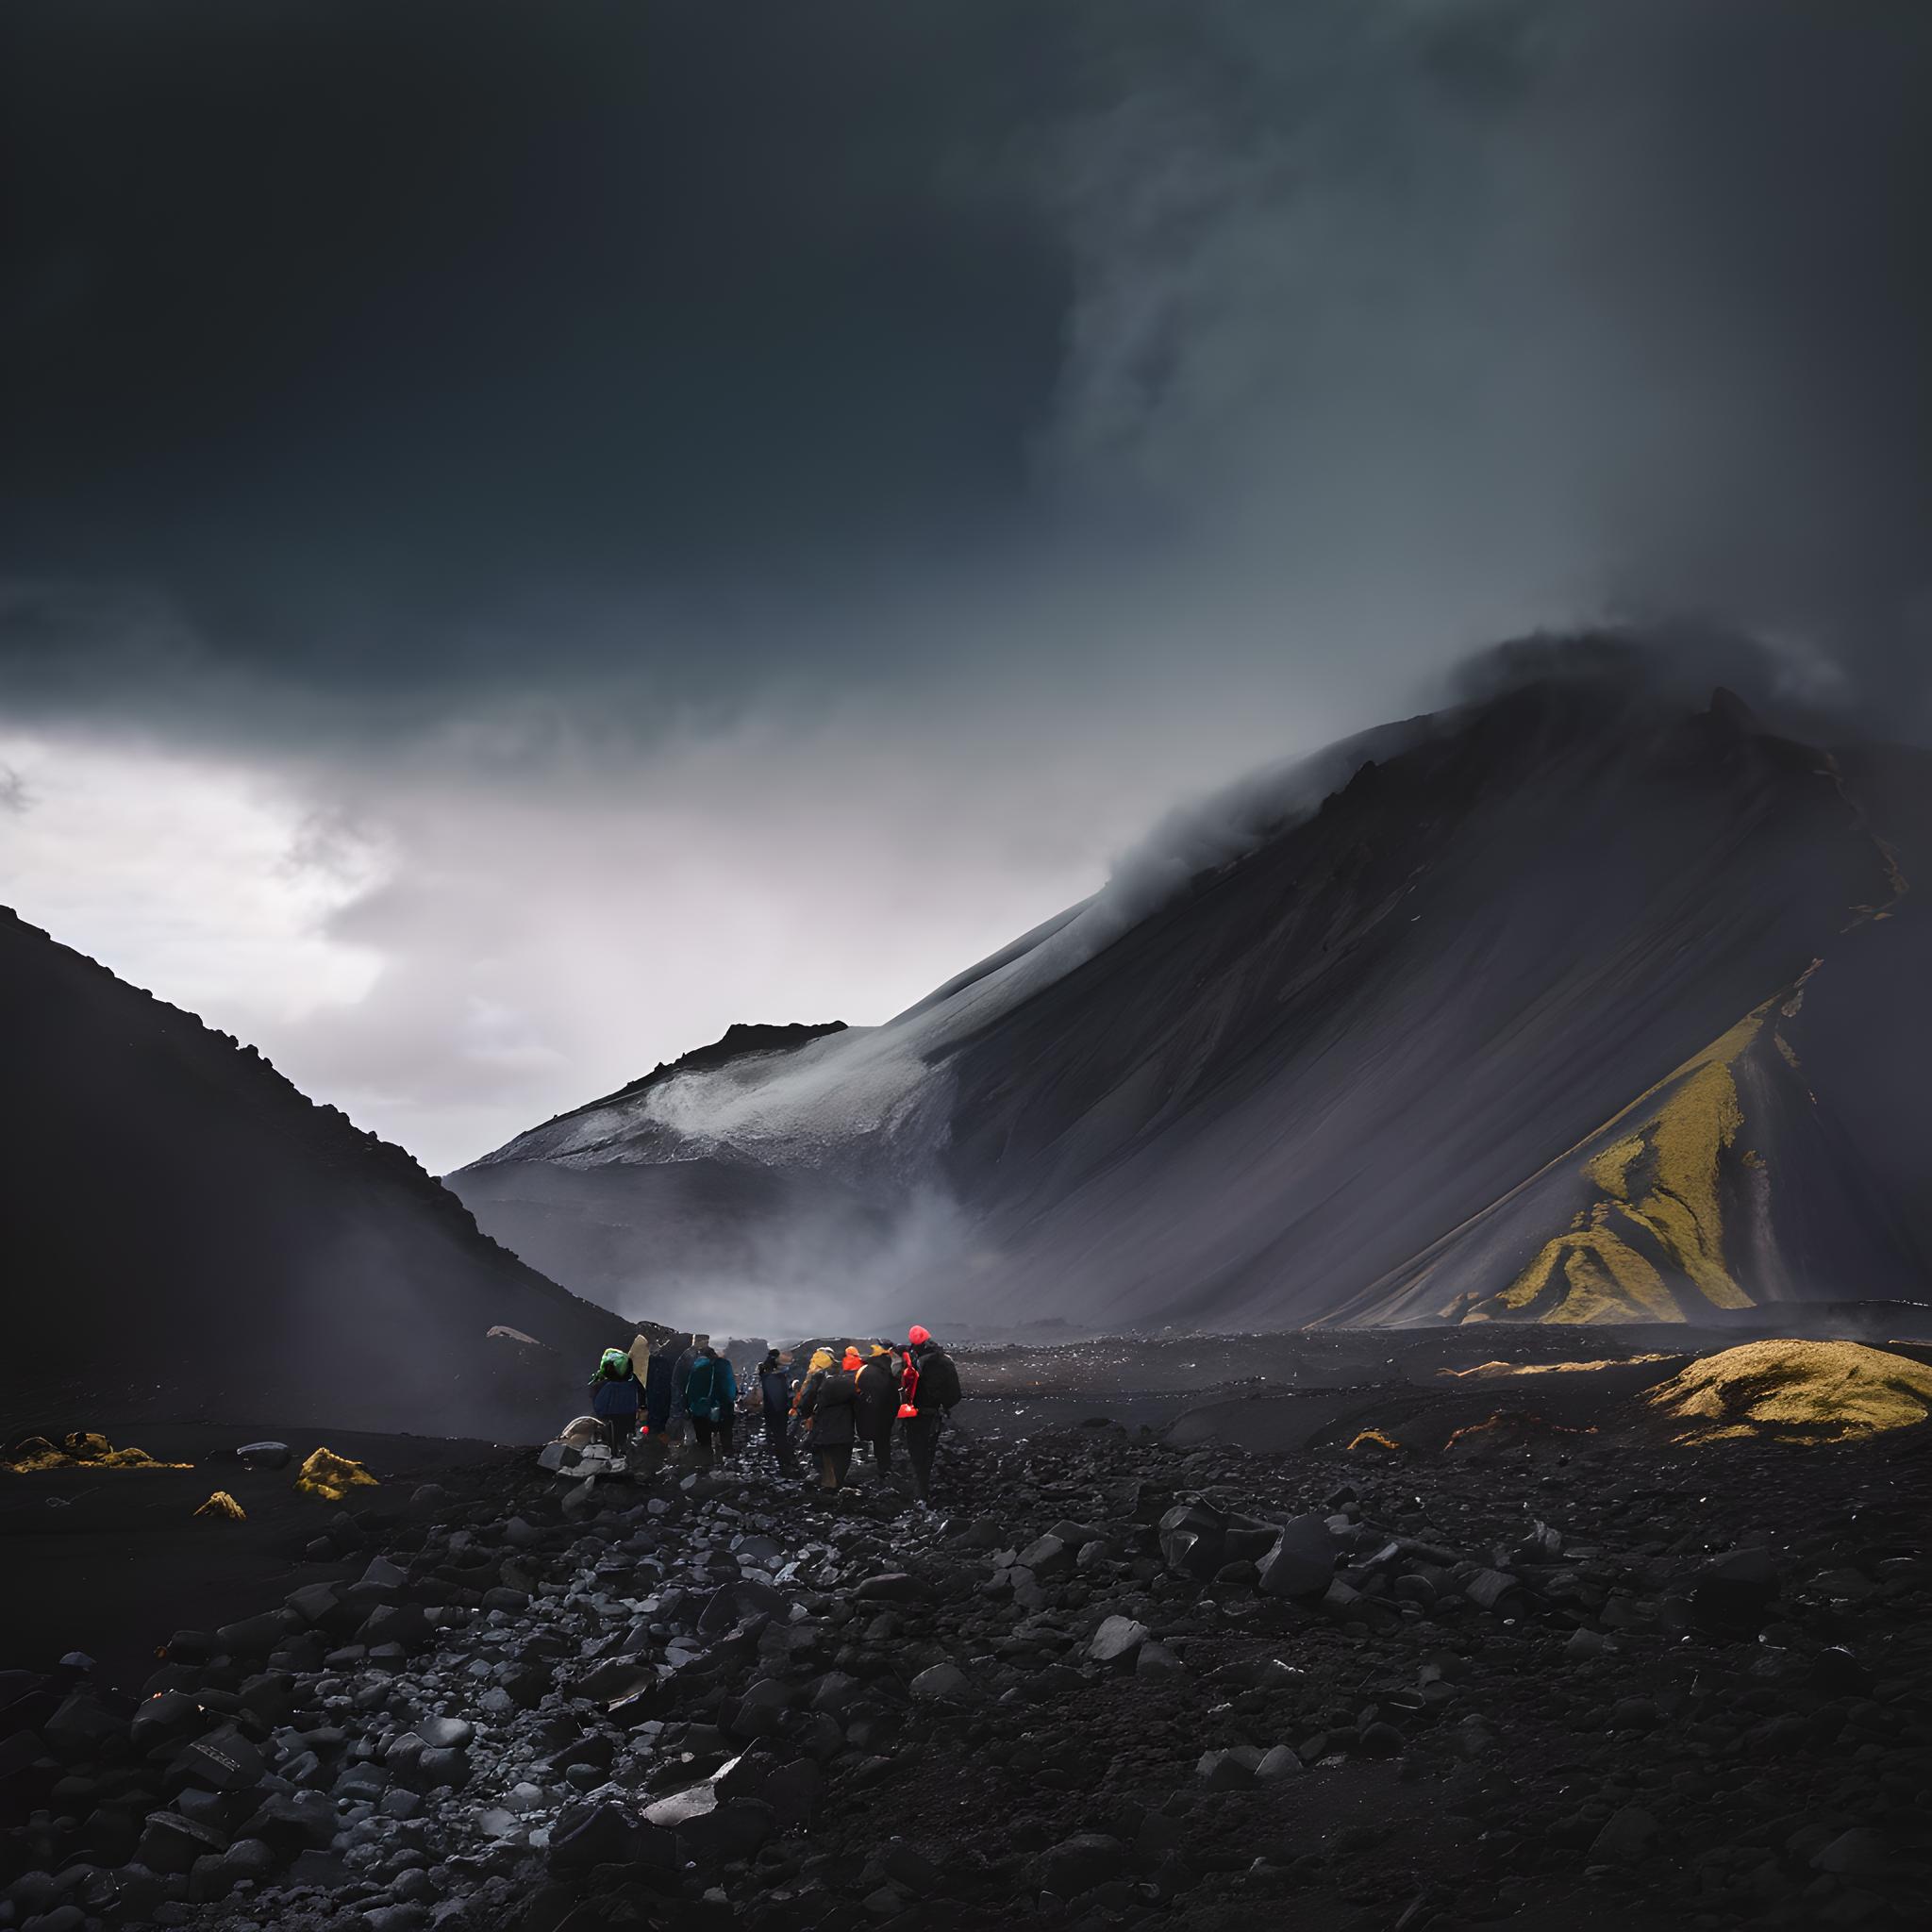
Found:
[1646,1340,1932,1443]
[194,1490,247,1521]
[1484,1004,1770,1324]
[1583,1134,1645,1201]
[1493,1206,1677,1322]
[1643,1057,1752,1309]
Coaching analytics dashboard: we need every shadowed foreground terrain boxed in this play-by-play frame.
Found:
[4,1329,1927,1931]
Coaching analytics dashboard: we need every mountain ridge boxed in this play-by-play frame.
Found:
[450,670,1932,1334]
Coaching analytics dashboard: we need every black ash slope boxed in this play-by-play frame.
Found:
[0,910,654,1439]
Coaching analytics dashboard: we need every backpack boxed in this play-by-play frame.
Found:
[685,1356,723,1422]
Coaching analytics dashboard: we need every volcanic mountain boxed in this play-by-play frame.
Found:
[451,665,1932,1333]
[0,908,654,1436]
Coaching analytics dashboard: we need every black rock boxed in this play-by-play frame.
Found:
[135,1810,227,1876]
[42,1693,126,1762]
[358,1604,429,1650]
[176,1728,265,1792]
[288,1848,351,1886]
[681,1798,774,1862]
[240,1790,337,1856]
[1809,1646,1874,1696]
[1690,1546,1778,1634]
[882,1840,945,1895]
[214,1612,287,1658]
[1257,1513,1338,1599]
[760,1758,825,1831]
[1589,1806,1658,1863]
[1088,1615,1150,1665]
[857,1573,934,1604]
[129,1692,204,1755]
[1038,1832,1128,1897]
[698,1578,789,1634]
[1158,1503,1228,1581]
[1018,1534,1076,1579]
[547,1799,681,1875]
[413,1746,471,1791]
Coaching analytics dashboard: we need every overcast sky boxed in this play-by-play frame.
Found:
[4,1,1930,1171]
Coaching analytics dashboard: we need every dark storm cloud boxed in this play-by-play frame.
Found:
[5,1,1932,1172]
[1,0,1074,692]
[3,0,1929,730]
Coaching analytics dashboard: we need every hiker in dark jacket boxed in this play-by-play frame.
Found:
[757,1349,798,1476]
[797,1347,863,1491]
[665,1332,708,1447]
[588,1347,642,1456]
[681,1344,739,1463]
[898,1325,962,1507]
[855,1342,901,1474]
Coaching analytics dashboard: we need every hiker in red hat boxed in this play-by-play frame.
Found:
[897,1324,961,1509]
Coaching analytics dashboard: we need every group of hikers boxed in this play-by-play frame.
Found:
[586,1325,962,1508]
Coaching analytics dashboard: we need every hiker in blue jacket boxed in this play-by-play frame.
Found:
[682,1341,739,1463]
[588,1347,642,1456]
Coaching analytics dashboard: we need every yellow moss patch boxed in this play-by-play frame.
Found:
[3,1432,192,1474]
[1439,1354,1674,1379]
[295,1447,379,1502]
[1442,1410,1597,1454]
[1646,1340,1932,1444]
[1583,1134,1645,1201]
[194,1490,247,1522]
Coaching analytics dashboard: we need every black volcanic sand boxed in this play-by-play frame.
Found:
[0,1427,520,1689]
[4,1338,1930,1932]
[955,1321,1932,1447]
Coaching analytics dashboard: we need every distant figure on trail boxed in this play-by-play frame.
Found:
[682,1341,738,1463]
[757,1348,798,1476]
[666,1331,707,1446]
[588,1346,642,1456]
[798,1346,864,1491]
[855,1341,901,1474]
[899,1324,962,1509]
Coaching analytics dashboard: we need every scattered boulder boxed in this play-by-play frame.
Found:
[1088,1614,1150,1664]
[1038,1832,1127,1898]
[1256,1511,1338,1598]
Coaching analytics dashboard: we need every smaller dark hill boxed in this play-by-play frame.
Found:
[521,1020,848,1135]
[0,908,663,1439]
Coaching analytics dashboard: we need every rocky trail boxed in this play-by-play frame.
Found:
[4,1412,1929,1932]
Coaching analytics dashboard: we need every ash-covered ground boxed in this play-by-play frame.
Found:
[5,1329,1930,1932]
